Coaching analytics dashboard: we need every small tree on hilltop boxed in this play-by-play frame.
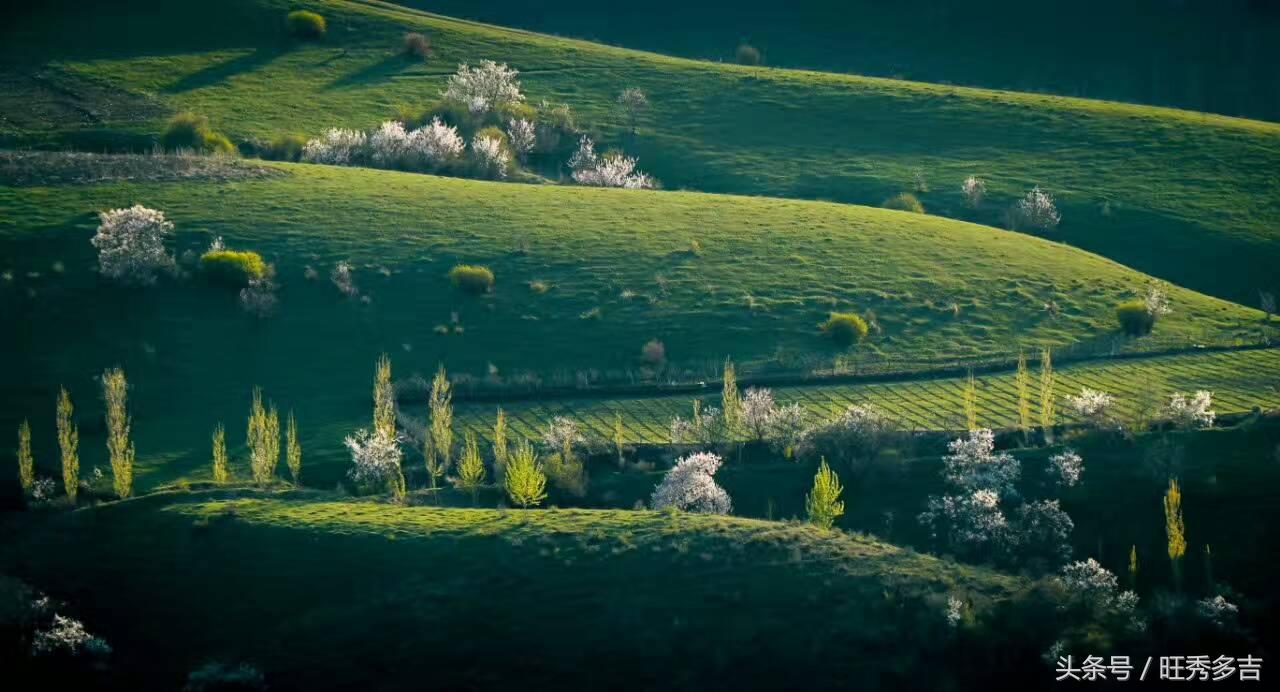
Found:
[211,422,228,483]
[504,439,547,508]
[650,451,732,514]
[286,411,302,485]
[443,60,524,115]
[617,87,648,135]
[1014,186,1061,230]
[56,388,79,503]
[101,367,134,498]
[17,420,34,498]
[426,365,453,489]
[91,205,176,284]
[455,432,486,503]
[345,428,405,500]
[806,458,845,530]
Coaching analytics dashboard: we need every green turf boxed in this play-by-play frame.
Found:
[2,154,1269,491]
[1,490,1019,689]
[449,348,1280,445]
[3,0,1280,303]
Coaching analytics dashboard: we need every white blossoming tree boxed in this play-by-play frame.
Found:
[765,403,807,458]
[91,205,176,284]
[32,613,111,656]
[1048,449,1084,488]
[794,404,897,471]
[411,117,465,164]
[740,387,776,442]
[344,428,404,496]
[1014,186,1061,230]
[443,60,524,114]
[961,175,986,207]
[1164,390,1215,429]
[568,136,654,189]
[1065,387,1117,429]
[301,128,367,165]
[942,428,1020,497]
[506,118,536,161]
[1144,282,1173,317]
[650,451,732,514]
[471,135,510,179]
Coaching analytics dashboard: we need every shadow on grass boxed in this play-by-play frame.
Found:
[163,46,288,93]
[324,53,418,91]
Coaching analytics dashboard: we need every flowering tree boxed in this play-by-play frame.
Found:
[369,120,411,167]
[331,261,358,297]
[568,136,654,189]
[344,428,404,495]
[617,87,648,134]
[1058,558,1140,619]
[918,489,1010,557]
[651,451,732,514]
[1164,390,1215,429]
[1065,387,1117,428]
[301,128,367,165]
[1196,595,1240,630]
[766,403,807,458]
[1144,282,1173,317]
[91,205,176,284]
[1014,186,1061,230]
[443,60,524,114]
[471,135,510,179]
[740,387,776,441]
[942,428,1020,497]
[1048,449,1084,488]
[961,175,986,207]
[32,614,111,656]
[542,416,584,459]
[795,404,897,471]
[1012,499,1074,568]
[506,118,536,161]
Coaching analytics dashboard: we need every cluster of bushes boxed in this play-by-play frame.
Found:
[448,264,495,294]
[160,113,235,156]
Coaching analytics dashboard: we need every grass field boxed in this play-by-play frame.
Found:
[448,348,1280,445]
[0,490,1020,689]
[2,154,1270,491]
[3,0,1280,304]
[401,0,1280,122]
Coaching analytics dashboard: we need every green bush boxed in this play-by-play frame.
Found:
[201,250,268,287]
[449,264,495,294]
[1116,300,1155,336]
[474,126,509,148]
[822,312,869,347]
[263,134,307,162]
[496,101,537,123]
[736,43,762,66]
[882,192,926,214]
[161,112,235,155]
[286,10,326,39]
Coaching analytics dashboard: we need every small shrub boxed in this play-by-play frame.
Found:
[882,192,925,214]
[1116,300,1155,336]
[201,250,268,286]
[822,312,869,347]
[263,134,307,162]
[735,43,762,66]
[449,264,494,294]
[162,112,234,155]
[641,339,666,365]
[287,10,326,39]
[402,32,431,60]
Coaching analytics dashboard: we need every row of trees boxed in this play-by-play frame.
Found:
[15,368,136,505]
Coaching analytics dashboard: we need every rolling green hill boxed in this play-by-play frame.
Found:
[403,0,1280,122]
[3,0,1280,304]
[2,153,1268,490]
[1,490,1020,689]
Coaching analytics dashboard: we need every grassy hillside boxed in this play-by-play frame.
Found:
[404,0,1280,122]
[448,348,1280,445]
[2,154,1268,490]
[4,0,1280,303]
[1,491,1020,689]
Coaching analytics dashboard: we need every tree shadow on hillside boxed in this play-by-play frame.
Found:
[163,47,287,94]
[323,54,418,91]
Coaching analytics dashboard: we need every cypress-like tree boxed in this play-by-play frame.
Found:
[102,367,135,498]
[1164,478,1186,588]
[1039,347,1056,442]
[492,407,509,482]
[373,354,395,439]
[286,411,302,485]
[963,371,978,431]
[805,458,845,530]
[211,422,228,483]
[426,365,453,489]
[721,358,741,431]
[1015,352,1032,444]
[16,419,34,497]
[455,431,486,503]
[504,439,547,508]
[1127,544,1139,589]
[247,388,280,485]
[612,412,626,466]
[56,388,79,503]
